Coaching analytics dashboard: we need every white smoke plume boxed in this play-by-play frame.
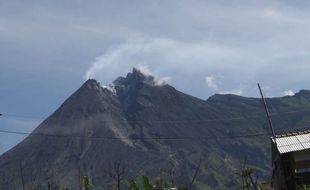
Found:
[84,38,182,86]
[84,37,252,98]
[135,65,171,86]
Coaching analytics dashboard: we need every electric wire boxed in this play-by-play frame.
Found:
[2,105,310,123]
[1,105,310,141]
[0,123,309,141]
[0,128,272,140]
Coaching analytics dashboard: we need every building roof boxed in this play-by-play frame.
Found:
[272,130,310,154]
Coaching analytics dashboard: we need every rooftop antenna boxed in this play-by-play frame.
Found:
[257,83,277,147]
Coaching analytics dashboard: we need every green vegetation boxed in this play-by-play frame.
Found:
[129,176,153,190]
[296,185,310,190]
[237,165,268,190]
[129,175,188,190]
[82,176,90,190]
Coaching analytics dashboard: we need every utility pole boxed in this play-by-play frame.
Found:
[257,83,277,147]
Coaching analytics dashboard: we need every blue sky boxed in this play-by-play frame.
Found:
[1,0,310,153]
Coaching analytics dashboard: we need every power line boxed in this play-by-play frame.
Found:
[2,106,310,124]
[0,125,309,141]
[1,105,310,141]
[0,128,271,140]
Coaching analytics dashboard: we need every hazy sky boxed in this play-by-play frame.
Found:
[1,0,310,152]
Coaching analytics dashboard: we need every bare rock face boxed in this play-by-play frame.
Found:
[1,68,310,189]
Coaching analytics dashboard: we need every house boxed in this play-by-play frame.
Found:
[271,130,310,190]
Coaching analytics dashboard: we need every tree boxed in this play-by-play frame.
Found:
[129,176,154,190]
[236,158,266,190]
[129,175,188,190]
[82,176,90,190]
[108,161,127,190]
[188,156,203,190]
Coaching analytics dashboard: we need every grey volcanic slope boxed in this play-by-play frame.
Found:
[1,68,310,189]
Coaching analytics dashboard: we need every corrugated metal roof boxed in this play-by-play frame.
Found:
[272,130,310,154]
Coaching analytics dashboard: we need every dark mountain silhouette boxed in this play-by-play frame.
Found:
[1,68,310,189]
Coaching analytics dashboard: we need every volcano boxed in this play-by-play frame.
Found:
[1,68,310,189]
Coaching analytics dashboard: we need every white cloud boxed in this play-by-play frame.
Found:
[282,90,295,96]
[205,76,218,90]
[262,8,310,25]
[219,88,243,96]
[205,75,244,96]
